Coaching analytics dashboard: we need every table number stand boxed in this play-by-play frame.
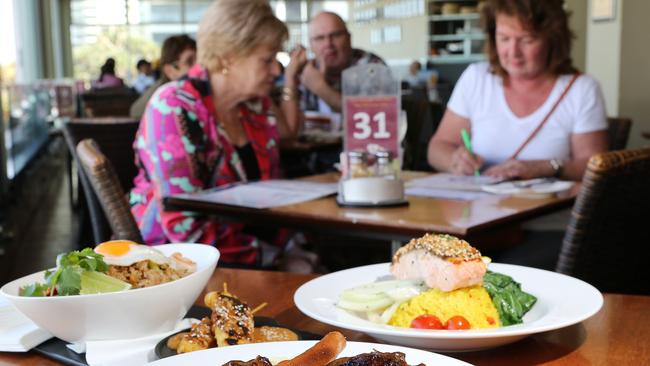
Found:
[337,64,407,207]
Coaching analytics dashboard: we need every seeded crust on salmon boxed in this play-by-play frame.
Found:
[390,233,486,292]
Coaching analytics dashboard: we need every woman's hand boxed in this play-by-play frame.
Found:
[483,160,552,180]
[450,146,483,176]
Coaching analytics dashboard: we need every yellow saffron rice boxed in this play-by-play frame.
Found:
[388,286,500,329]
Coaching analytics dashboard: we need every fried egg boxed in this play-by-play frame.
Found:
[94,240,170,267]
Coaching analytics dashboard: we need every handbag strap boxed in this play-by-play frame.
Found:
[509,73,581,160]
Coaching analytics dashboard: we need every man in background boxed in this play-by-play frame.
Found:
[130,35,197,119]
[279,12,386,173]
[404,60,423,88]
[288,11,385,114]
[132,59,155,94]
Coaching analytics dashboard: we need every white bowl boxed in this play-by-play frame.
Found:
[0,243,219,343]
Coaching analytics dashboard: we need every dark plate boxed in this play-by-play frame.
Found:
[154,306,321,360]
[33,339,88,366]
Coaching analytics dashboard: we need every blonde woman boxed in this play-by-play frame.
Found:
[130,0,300,267]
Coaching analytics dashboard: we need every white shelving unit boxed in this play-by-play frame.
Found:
[428,0,485,64]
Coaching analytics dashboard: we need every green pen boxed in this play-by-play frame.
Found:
[460,128,480,176]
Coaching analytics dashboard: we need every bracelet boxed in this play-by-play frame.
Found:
[281,87,296,102]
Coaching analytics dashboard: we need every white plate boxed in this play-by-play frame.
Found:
[481,180,574,198]
[146,340,471,365]
[294,263,603,352]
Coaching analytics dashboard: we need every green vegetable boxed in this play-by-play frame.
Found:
[483,271,537,326]
[19,248,116,297]
[19,282,51,297]
[79,271,132,294]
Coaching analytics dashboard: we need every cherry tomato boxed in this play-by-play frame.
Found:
[446,315,471,330]
[410,314,444,329]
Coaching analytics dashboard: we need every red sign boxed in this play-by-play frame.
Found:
[343,95,399,155]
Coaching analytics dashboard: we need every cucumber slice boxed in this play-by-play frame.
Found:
[340,289,389,303]
[379,301,401,324]
[337,297,394,312]
[348,280,424,294]
[384,286,425,301]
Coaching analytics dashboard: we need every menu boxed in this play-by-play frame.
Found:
[173,180,338,209]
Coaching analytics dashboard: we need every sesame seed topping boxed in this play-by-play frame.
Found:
[392,233,481,262]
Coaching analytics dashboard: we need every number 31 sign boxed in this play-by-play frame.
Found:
[344,95,399,155]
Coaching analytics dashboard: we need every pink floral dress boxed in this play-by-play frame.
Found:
[129,64,282,265]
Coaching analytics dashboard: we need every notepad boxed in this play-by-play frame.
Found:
[481,179,574,198]
[405,186,494,201]
[0,296,52,352]
[407,173,505,192]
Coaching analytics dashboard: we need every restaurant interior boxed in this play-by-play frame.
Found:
[0,0,648,365]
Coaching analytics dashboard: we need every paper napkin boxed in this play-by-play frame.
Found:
[0,296,53,352]
[68,317,197,366]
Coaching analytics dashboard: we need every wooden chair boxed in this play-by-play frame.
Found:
[401,92,439,171]
[81,88,138,117]
[607,117,632,150]
[62,117,140,244]
[76,139,142,243]
[63,118,140,192]
[556,147,650,295]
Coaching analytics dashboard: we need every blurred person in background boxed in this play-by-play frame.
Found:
[92,58,124,89]
[130,35,197,119]
[404,60,423,88]
[279,11,385,173]
[283,11,385,116]
[427,0,607,181]
[129,0,308,270]
[133,59,155,94]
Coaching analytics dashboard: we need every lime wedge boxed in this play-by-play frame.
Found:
[80,271,132,294]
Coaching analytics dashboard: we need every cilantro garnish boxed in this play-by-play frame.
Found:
[19,248,109,297]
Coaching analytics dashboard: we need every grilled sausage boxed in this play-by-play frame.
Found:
[276,331,346,366]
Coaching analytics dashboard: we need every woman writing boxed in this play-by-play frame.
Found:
[129,0,300,267]
[427,0,608,181]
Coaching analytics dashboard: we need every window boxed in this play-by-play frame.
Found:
[70,0,206,83]
[0,0,17,84]
[70,0,350,80]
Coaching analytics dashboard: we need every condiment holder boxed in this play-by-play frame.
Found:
[337,151,407,207]
[338,63,407,207]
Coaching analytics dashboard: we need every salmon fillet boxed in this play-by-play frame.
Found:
[390,234,486,292]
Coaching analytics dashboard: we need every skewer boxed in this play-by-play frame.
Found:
[251,302,268,314]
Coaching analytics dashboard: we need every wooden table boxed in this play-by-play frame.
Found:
[164,172,577,250]
[2,268,648,365]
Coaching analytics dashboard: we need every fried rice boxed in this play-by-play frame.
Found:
[107,260,193,289]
